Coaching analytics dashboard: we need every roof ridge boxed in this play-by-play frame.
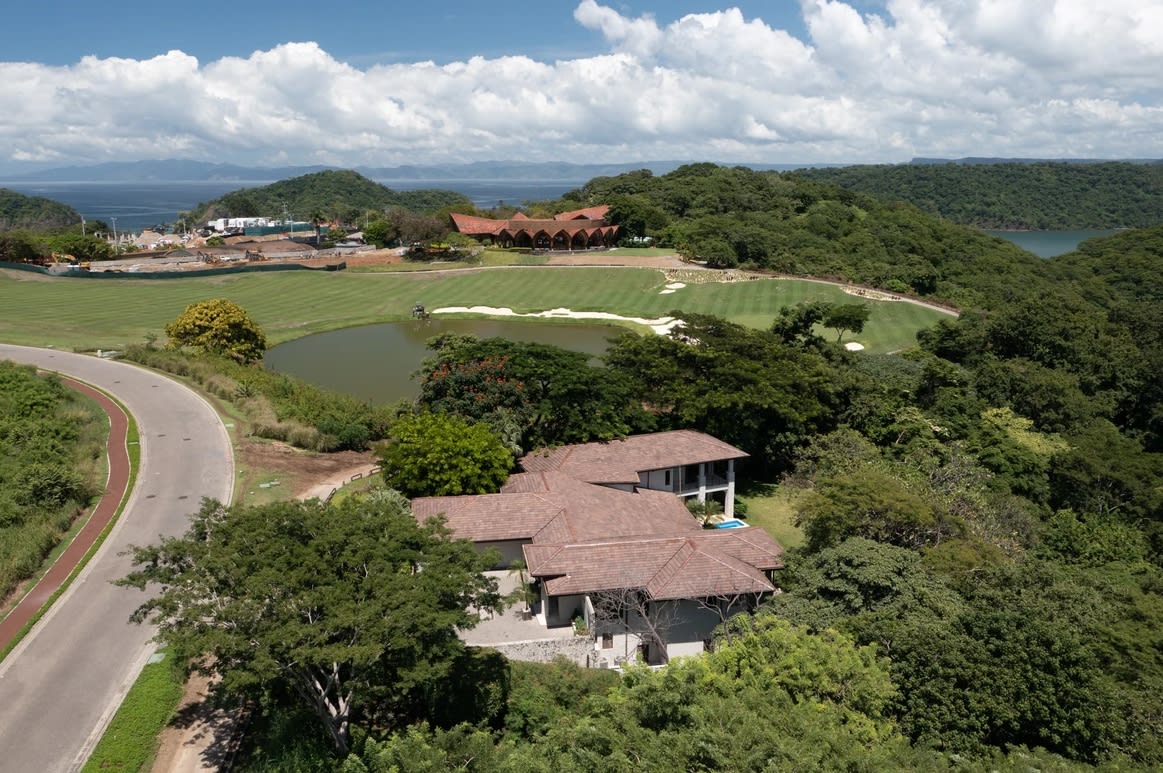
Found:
[643,539,698,595]
[696,542,773,585]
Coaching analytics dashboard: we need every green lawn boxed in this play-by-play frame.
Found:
[0,266,952,353]
[737,483,807,549]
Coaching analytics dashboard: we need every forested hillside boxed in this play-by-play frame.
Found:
[564,163,1044,307]
[0,188,80,231]
[182,169,473,225]
[792,161,1163,229]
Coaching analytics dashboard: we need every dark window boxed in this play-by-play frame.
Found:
[602,633,614,649]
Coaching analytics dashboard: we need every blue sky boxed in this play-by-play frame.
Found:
[0,1,1160,172]
[6,2,810,67]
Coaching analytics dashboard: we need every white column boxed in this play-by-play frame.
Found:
[698,463,707,503]
[725,459,736,518]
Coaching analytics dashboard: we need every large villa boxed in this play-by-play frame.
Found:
[412,430,784,666]
[448,204,620,250]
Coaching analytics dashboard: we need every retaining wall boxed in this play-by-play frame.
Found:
[483,636,595,666]
[0,260,345,279]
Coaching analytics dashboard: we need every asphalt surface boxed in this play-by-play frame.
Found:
[0,346,234,773]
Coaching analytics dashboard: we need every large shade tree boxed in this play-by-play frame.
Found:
[164,298,268,363]
[120,493,502,756]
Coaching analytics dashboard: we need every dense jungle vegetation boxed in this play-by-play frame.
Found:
[180,169,472,226]
[559,163,1044,307]
[0,188,81,231]
[0,362,103,602]
[793,160,1163,230]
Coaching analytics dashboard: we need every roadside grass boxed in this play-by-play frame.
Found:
[0,267,951,354]
[80,653,185,773]
[238,467,297,507]
[737,482,807,549]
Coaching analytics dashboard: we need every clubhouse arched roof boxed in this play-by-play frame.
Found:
[448,205,619,248]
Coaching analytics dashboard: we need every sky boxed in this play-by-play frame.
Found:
[1,0,1161,173]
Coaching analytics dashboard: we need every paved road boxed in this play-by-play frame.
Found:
[0,346,234,773]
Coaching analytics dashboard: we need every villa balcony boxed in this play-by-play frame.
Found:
[677,473,728,495]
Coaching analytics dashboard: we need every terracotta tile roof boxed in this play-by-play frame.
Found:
[449,210,618,239]
[555,205,610,221]
[520,430,748,481]
[412,492,562,542]
[523,531,781,599]
[415,471,697,544]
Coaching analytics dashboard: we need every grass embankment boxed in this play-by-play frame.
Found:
[80,654,185,773]
[737,483,806,549]
[0,266,949,354]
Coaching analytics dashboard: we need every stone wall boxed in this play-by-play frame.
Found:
[484,636,597,667]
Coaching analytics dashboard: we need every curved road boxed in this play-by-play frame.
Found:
[0,345,234,773]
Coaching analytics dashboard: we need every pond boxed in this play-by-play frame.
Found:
[263,318,628,404]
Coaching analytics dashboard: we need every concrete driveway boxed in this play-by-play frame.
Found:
[0,345,233,773]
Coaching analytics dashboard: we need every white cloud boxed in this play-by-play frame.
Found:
[0,1,1160,170]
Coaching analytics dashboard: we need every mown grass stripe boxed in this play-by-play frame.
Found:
[0,267,951,354]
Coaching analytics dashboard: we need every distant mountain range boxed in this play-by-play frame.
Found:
[5,157,1160,184]
[0,159,831,183]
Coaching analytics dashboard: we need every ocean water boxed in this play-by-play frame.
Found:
[985,229,1120,258]
[0,179,587,232]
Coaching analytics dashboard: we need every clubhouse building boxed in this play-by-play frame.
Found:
[449,205,620,250]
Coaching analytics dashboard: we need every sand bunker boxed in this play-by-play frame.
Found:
[659,281,686,295]
[431,305,685,335]
[844,342,866,351]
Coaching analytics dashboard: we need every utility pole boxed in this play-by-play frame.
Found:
[111,217,118,246]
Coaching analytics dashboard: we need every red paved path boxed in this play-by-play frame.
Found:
[0,377,131,652]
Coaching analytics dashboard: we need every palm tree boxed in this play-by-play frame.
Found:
[309,209,326,244]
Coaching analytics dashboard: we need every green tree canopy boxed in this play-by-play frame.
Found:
[163,298,268,363]
[823,302,872,342]
[419,334,647,454]
[120,493,502,757]
[378,412,513,498]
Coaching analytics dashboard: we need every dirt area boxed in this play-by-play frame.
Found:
[149,674,236,773]
[236,439,379,500]
[300,248,403,269]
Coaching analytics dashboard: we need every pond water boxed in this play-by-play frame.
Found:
[984,229,1121,258]
[263,318,627,404]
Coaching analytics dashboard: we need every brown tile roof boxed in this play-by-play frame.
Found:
[449,210,618,239]
[415,471,697,544]
[412,492,562,542]
[520,430,748,482]
[555,205,610,221]
[523,530,781,600]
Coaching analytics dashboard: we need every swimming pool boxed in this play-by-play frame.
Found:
[714,519,749,529]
